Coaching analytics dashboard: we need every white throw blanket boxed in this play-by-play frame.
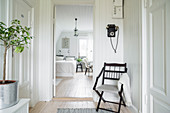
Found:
[118,73,132,106]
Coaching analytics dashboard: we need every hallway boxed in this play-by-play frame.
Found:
[0,0,170,113]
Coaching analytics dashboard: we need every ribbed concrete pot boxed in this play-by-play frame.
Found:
[0,80,19,109]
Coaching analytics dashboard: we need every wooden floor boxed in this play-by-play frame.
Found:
[30,100,132,113]
[55,72,93,98]
[30,72,132,113]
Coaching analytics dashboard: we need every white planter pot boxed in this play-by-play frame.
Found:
[0,80,19,109]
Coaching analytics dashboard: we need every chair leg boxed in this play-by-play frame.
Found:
[76,65,78,72]
[88,68,90,76]
[95,90,106,103]
[96,91,104,112]
[119,90,126,106]
[91,67,93,72]
[85,68,87,75]
[122,97,126,107]
[81,66,83,72]
[118,92,123,113]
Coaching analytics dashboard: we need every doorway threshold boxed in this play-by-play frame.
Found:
[52,97,93,101]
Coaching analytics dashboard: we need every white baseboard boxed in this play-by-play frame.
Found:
[128,104,138,113]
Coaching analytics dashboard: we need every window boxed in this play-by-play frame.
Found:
[79,39,87,57]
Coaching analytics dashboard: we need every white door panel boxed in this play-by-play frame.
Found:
[12,0,32,99]
[146,0,170,112]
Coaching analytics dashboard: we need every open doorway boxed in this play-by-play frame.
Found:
[53,5,94,99]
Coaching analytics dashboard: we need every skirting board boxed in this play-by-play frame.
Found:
[128,105,138,113]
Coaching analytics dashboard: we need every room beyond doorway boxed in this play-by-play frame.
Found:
[53,4,94,99]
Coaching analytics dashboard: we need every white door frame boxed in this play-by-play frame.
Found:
[53,5,57,97]
[52,2,94,97]
[141,0,147,112]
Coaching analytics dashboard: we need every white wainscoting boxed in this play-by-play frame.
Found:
[123,0,141,111]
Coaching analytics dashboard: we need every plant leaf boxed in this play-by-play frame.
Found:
[15,46,24,53]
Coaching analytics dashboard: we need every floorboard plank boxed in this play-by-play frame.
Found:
[30,100,132,113]
[55,72,93,98]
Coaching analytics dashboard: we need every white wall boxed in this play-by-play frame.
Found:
[56,32,93,59]
[38,0,53,101]
[56,32,78,57]
[123,0,141,111]
[54,25,62,51]
[0,0,7,23]
[30,0,40,107]
[55,5,93,32]
[54,21,62,65]
[93,0,124,100]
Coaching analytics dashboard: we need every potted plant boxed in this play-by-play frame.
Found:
[77,58,82,62]
[0,19,32,109]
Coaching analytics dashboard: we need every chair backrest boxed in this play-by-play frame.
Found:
[83,58,89,68]
[102,63,127,84]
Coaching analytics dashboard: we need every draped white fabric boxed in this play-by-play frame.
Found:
[118,73,132,106]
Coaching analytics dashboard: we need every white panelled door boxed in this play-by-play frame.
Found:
[12,0,32,99]
[146,0,170,113]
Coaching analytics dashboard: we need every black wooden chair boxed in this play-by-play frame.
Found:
[93,63,127,113]
[76,62,83,72]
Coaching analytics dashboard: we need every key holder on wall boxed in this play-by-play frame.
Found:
[106,24,119,53]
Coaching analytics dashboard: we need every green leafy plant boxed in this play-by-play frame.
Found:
[0,19,33,83]
[77,58,82,62]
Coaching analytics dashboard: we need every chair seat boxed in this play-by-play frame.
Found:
[96,84,119,94]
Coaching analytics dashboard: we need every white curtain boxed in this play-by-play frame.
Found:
[87,33,93,61]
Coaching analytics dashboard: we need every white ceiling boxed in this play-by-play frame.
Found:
[55,5,93,32]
